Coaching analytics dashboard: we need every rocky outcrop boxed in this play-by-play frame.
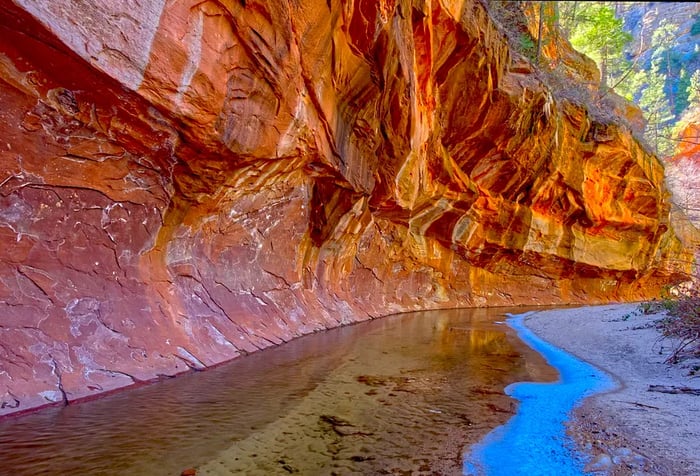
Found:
[666,109,700,269]
[0,0,693,416]
[668,110,700,224]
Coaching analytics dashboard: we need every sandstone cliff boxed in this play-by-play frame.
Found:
[0,0,693,416]
[668,110,700,223]
[666,109,700,270]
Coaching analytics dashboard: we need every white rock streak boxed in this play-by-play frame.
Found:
[15,0,167,90]
[175,9,204,106]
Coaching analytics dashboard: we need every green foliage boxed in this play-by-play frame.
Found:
[561,2,632,87]
[614,67,647,102]
[483,1,538,61]
[651,20,676,56]
[557,3,699,158]
[675,68,691,116]
[637,283,700,365]
[639,63,675,156]
[518,34,537,59]
[657,287,700,364]
[638,65,673,117]
[650,20,682,112]
[691,15,700,36]
[688,69,700,107]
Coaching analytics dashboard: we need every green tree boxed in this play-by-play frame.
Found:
[675,68,691,116]
[614,67,647,103]
[688,69,700,107]
[650,20,680,112]
[691,14,700,36]
[639,63,675,156]
[563,3,632,88]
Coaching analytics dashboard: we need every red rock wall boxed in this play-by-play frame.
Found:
[666,109,700,273]
[668,110,700,226]
[0,0,692,416]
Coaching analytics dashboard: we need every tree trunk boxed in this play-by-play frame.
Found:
[536,1,544,62]
[601,45,608,88]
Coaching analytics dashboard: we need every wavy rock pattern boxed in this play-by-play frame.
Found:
[0,0,692,416]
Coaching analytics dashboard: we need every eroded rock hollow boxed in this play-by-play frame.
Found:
[0,0,693,415]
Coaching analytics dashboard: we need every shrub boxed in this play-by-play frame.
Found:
[655,285,700,364]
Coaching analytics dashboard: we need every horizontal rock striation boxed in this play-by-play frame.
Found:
[0,0,693,416]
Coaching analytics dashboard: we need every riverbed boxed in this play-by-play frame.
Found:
[0,307,558,475]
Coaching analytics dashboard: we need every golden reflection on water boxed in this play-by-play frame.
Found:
[0,307,556,476]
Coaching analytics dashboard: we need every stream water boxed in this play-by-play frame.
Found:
[0,307,561,475]
[464,312,615,475]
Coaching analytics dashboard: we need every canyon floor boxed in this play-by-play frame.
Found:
[523,304,700,476]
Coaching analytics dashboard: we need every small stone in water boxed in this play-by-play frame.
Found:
[585,454,613,472]
[612,446,633,464]
[181,468,197,476]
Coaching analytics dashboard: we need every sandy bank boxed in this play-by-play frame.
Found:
[524,304,700,476]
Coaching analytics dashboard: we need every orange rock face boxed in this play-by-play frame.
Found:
[0,0,693,416]
[668,111,700,224]
[666,110,700,265]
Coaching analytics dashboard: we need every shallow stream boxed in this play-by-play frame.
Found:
[0,307,561,475]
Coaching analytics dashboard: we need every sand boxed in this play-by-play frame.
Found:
[523,303,700,476]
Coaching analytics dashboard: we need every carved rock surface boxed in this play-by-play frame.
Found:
[668,110,700,227]
[0,0,692,416]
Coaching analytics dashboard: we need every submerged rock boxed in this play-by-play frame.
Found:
[585,453,613,472]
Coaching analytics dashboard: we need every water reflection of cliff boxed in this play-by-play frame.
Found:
[0,307,556,475]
